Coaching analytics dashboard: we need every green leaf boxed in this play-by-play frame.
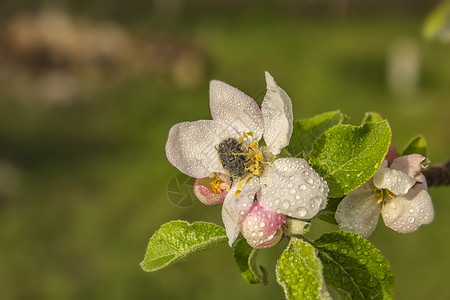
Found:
[233,238,268,285]
[276,238,331,300]
[317,197,342,225]
[362,112,383,123]
[287,111,344,158]
[309,121,391,198]
[422,0,450,40]
[401,136,427,157]
[140,221,227,272]
[314,231,394,300]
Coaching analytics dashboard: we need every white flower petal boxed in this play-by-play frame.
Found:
[221,178,260,246]
[335,181,381,238]
[166,120,239,178]
[381,188,434,234]
[261,72,293,155]
[259,158,328,219]
[390,154,425,179]
[209,80,264,140]
[373,166,415,196]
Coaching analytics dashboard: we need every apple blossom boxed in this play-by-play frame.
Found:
[165,72,329,248]
[335,153,434,238]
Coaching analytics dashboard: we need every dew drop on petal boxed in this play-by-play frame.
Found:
[298,207,307,218]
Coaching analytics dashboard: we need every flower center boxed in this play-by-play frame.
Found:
[218,138,246,177]
[373,187,396,204]
[217,132,266,178]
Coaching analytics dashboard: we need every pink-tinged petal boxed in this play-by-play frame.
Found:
[165,120,239,178]
[193,174,231,205]
[209,80,264,141]
[259,158,329,219]
[261,72,293,155]
[390,154,425,179]
[241,202,286,249]
[221,178,260,246]
[373,166,415,196]
[335,180,381,238]
[381,187,434,233]
[414,173,428,190]
[385,145,398,165]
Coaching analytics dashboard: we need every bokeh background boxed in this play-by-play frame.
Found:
[0,0,449,299]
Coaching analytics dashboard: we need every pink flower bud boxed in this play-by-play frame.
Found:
[241,202,286,249]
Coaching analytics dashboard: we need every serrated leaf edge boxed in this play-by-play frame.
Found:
[140,220,227,272]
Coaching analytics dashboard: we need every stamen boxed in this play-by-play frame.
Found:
[209,175,227,194]
[372,186,396,204]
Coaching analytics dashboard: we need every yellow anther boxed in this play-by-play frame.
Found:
[209,177,224,194]
[234,190,242,196]
[247,131,253,136]
[385,190,395,198]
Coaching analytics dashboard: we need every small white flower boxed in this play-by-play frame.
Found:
[335,154,434,238]
[166,72,329,247]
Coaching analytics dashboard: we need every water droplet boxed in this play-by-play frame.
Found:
[274,198,280,205]
[302,171,309,176]
[306,178,314,185]
[258,231,264,237]
[300,184,307,190]
[259,221,266,228]
[298,207,307,218]
[290,189,296,195]
[407,216,415,223]
[376,271,386,280]
[282,201,290,209]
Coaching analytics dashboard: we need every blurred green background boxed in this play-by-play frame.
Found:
[0,0,449,299]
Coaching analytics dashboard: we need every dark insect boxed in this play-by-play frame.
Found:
[217,138,246,177]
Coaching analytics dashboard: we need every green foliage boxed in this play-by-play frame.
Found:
[309,121,391,198]
[362,112,384,123]
[422,0,450,40]
[287,111,344,158]
[314,231,394,300]
[401,136,428,157]
[233,238,268,285]
[276,238,331,300]
[140,221,227,272]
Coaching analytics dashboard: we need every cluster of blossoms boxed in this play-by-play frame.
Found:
[165,72,434,248]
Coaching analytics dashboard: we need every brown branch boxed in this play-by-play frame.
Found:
[423,160,450,187]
